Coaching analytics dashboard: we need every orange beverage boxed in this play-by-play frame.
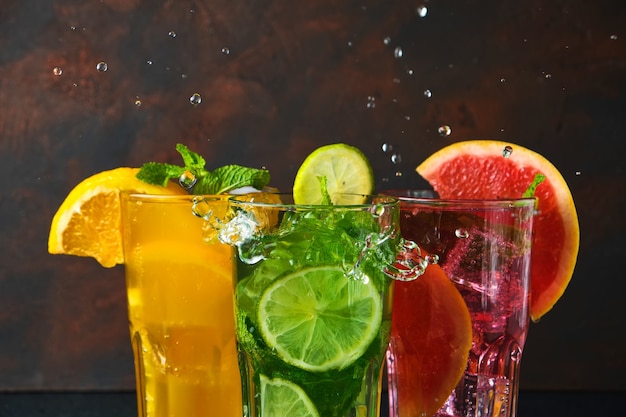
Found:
[121,193,241,417]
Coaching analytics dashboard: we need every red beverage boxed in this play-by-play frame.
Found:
[387,196,535,417]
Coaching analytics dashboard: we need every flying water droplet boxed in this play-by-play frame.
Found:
[438,125,452,137]
[423,89,432,98]
[221,47,230,55]
[502,145,513,158]
[455,228,470,238]
[391,153,402,164]
[189,93,202,106]
[96,61,108,72]
[382,143,393,153]
[134,99,142,107]
[53,67,63,76]
[394,47,403,58]
[610,34,618,40]
[366,96,376,109]
[179,171,197,190]
[146,60,153,65]
[383,36,391,45]
[417,6,428,17]
[168,31,176,38]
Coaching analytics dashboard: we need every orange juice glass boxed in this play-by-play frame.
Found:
[120,193,241,417]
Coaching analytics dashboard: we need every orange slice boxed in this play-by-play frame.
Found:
[48,167,185,267]
[390,256,472,417]
[416,140,580,320]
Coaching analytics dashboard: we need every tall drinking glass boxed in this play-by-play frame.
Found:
[385,191,535,417]
[215,193,415,417]
[120,193,241,417]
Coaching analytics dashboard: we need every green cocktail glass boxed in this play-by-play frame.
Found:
[213,193,418,417]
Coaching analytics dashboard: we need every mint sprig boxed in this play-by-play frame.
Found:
[136,143,270,195]
[523,173,546,198]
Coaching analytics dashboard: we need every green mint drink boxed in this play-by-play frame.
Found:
[228,194,401,417]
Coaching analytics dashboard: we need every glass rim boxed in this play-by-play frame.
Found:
[123,192,227,203]
[380,188,536,207]
[229,192,399,210]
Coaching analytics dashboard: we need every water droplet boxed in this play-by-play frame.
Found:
[406,68,414,75]
[70,26,76,31]
[382,143,393,153]
[502,145,513,158]
[425,254,439,264]
[189,93,202,106]
[181,73,188,79]
[575,171,581,176]
[423,89,432,98]
[455,228,470,238]
[383,36,391,45]
[53,67,63,76]
[610,34,618,40]
[545,73,552,79]
[395,171,403,177]
[168,31,176,38]
[146,60,153,65]
[394,47,403,58]
[391,153,402,164]
[417,6,428,17]
[438,125,451,137]
[134,99,142,107]
[179,171,197,189]
[500,78,506,83]
[96,61,108,72]
[221,47,230,55]
[366,96,376,109]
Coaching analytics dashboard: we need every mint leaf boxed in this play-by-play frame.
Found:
[317,176,332,205]
[176,143,206,172]
[136,143,271,195]
[136,162,186,187]
[523,173,546,198]
[195,165,270,194]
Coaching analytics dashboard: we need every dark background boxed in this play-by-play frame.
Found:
[1,0,624,394]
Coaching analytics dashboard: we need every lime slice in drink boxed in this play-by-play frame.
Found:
[260,375,320,417]
[258,266,382,372]
[293,143,374,204]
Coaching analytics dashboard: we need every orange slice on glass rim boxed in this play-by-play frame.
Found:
[48,167,185,267]
[416,140,580,321]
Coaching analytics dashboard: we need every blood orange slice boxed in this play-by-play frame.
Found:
[390,257,472,417]
[416,140,579,320]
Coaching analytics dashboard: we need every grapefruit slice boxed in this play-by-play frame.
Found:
[390,256,472,417]
[416,140,579,320]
